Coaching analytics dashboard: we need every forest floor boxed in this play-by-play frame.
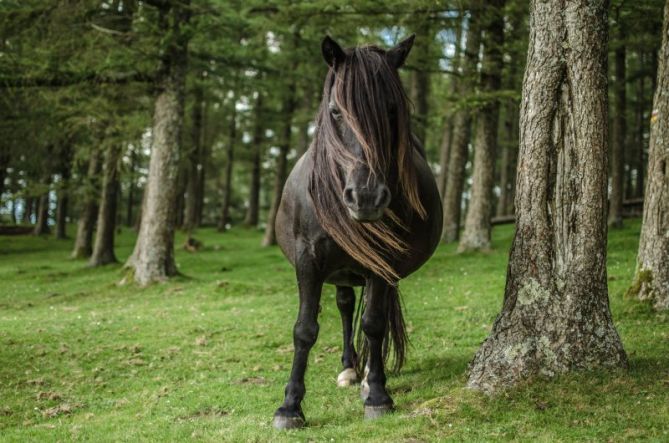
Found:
[0,220,667,442]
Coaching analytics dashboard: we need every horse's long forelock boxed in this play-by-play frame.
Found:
[309,45,425,284]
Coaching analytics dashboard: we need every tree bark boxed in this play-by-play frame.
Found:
[608,7,626,228]
[55,146,72,239]
[437,13,463,197]
[441,3,482,243]
[245,93,264,227]
[125,146,137,227]
[218,96,237,231]
[459,0,505,252]
[410,24,433,146]
[184,82,204,233]
[467,0,627,394]
[72,151,102,259]
[635,68,646,198]
[627,0,669,310]
[126,2,190,285]
[89,144,121,266]
[262,92,295,246]
[33,153,52,236]
[22,197,34,224]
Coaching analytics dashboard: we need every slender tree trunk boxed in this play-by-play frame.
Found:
[126,2,190,285]
[459,0,505,252]
[126,146,137,227]
[627,0,669,310]
[467,0,627,393]
[635,69,646,198]
[33,155,51,235]
[262,92,295,246]
[89,144,121,266]
[608,9,626,228]
[0,149,9,202]
[441,3,482,243]
[295,87,314,159]
[437,15,463,197]
[218,96,237,231]
[184,83,204,233]
[22,197,34,224]
[410,23,433,146]
[72,151,102,259]
[55,146,72,239]
[245,93,264,227]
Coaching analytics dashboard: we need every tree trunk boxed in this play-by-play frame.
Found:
[126,2,190,285]
[467,0,627,394]
[635,69,646,198]
[218,96,237,231]
[437,14,463,197]
[496,101,519,217]
[0,149,9,203]
[627,0,669,310]
[55,146,72,239]
[441,3,482,243]
[126,146,137,227]
[22,197,34,224]
[72,151,102,259]
[89,144,121,266]
[245,93,264,227]
[33,157,51,235]
[262,92,295,246]
[608,8,626,228]
[184,83,204,233]
[459,0,505,252]
[410,24,433,146]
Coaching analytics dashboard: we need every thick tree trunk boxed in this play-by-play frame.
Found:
[627,0,669,310]
[126,2,190,285]
[262,93,295,247]
[441,3,482,243]
[608,9,626,228]
[437,15,463,197]
[218,97,237,231]
[89,145,121,266]
[72,151,102,259]
[459,0,505,252]
[245,94,264,227]
[467,0,627,393]
[184,83,204,233]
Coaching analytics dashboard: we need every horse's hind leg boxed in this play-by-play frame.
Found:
[273,251,323,430]
[361,276,393,419]
[335,286,358,387]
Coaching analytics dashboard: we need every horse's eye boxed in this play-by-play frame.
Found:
[330,107,341,119]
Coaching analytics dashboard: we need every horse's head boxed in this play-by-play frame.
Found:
[318,35,416,223]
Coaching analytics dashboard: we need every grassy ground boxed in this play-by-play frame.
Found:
[0,220,667,442]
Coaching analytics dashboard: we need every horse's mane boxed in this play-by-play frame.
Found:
[308,45,426,284]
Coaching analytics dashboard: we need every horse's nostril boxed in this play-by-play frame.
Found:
[375,186,391,209]
[343,187,356,206]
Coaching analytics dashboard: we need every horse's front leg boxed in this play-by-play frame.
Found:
[273,248,323,430]
[335,286,358,387]
[361,276,393,419]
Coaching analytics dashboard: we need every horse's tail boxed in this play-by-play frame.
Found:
[355,284,409,374]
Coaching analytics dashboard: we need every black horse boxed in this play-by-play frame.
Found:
[273,35,443,429]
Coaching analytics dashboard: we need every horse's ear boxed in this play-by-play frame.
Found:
[322,35,345,69]
[387,34,415,68]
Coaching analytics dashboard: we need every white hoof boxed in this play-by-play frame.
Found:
[337,368,359,387]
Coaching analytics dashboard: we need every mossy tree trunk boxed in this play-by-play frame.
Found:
[126,1,190,285]
[441,1,482,243]
[459,0,505,252]
[89,144,121,267]
[72,150,101,259]
[627,0,669,310]
[467,0,628,393]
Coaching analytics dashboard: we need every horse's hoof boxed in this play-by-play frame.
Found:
[337,368,358,387]
[364,404,393,420]
[273,414,305,430]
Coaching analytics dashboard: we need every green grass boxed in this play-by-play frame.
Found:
[0,221,667,442]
